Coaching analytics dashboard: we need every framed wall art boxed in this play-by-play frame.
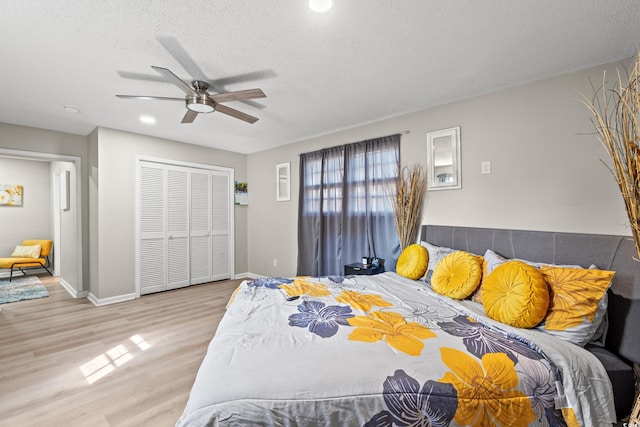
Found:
[235,181,248,205]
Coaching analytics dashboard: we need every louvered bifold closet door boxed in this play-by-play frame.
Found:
[166,165,190,290]
[190,170,212,285]
[139,162,167,295]
[211,171,231,280]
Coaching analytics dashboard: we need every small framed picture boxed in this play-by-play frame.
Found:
[276,162,291,202]
[0,184,23,206]
[234,181,248,205]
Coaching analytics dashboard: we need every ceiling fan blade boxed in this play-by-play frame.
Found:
[182,110,198,124]
[116,94,184,101]
[209,88,266,103]
[117,70,167,83]
[212,69,277,87]
[152,66,197,96]
[157,36,207,82]
[214,104,259,124]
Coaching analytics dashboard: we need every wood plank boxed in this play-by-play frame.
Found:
[0,275,243,426]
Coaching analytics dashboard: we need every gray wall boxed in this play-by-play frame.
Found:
[90,127,248,300]
[0,157,52,258]
[246,59,630,277]
[51,160,80,291]
[1,57,634,300]
[88,128,99,298]
[247,144,299,277]
[0,123,87,287]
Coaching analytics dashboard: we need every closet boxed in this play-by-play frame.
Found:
[137,160,234,295]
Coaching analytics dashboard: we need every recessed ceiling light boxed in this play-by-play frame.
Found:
[139,115,156,125]
[63,105,79,113]
[309,0,332,13]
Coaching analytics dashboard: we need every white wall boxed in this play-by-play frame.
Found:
[90,127,248,300]
[0,158,52,262]
[247,59,630,277]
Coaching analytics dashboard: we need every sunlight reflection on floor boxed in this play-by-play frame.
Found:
[80,335,151,384]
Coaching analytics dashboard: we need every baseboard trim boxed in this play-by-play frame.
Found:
[59,278,89,298]
[88,292,137,307]
[86,275,263,306]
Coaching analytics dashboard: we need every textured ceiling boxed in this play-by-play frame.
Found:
[1,1,639,154]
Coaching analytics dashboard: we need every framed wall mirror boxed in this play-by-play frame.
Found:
[276,162,291,201]
[426,126,461,191]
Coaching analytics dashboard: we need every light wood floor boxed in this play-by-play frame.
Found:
[0,275,244,427]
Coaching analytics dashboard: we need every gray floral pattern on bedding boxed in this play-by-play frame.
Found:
[178,273,612,427]
[245,276,567,426]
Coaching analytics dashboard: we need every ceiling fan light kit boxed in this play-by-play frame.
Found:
[116,66,265,124]
[186,94,215,114]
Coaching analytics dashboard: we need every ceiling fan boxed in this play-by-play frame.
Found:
[116,66,266,124]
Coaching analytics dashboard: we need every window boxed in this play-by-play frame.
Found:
[297,135,400,276]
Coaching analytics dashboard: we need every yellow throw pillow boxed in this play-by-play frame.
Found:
[11,244,42,259]
[396,244,429,280]
[538,265,614,345]
[482,260,550,329]
[431,251,483,299]
[472,249,509,303]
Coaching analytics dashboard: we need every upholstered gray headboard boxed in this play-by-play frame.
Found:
[419,225,640,365]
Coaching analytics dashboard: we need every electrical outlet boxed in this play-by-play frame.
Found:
[481,161,491,175]
[273,258,278,267]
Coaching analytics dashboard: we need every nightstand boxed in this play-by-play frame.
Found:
[344,263,385,276]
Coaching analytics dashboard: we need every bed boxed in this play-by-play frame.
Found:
[177,225,640,426]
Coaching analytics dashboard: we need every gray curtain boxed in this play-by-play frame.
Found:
[297,135,400,276]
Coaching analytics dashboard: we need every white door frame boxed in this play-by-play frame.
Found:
[0,148,83,292]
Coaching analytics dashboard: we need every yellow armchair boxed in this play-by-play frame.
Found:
[0,239,53,282]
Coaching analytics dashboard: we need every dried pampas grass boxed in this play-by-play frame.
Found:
[582,53,640,260]
[391,164,426,250]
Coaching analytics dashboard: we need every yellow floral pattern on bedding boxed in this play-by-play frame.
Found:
[280,278,332,298]
[207,274,599,427]
[439,347,536,426]
[335,289,392,311]
[348,311,436,356]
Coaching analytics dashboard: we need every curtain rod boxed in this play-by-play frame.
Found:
[298,130,410,157]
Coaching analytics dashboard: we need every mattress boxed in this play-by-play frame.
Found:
[177,272,616,426]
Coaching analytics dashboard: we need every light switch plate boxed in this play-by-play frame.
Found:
[481,161,491,175]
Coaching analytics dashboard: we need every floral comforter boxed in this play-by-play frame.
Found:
[176,272,615,427]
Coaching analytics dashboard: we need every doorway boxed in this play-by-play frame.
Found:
[0,148,84,296]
